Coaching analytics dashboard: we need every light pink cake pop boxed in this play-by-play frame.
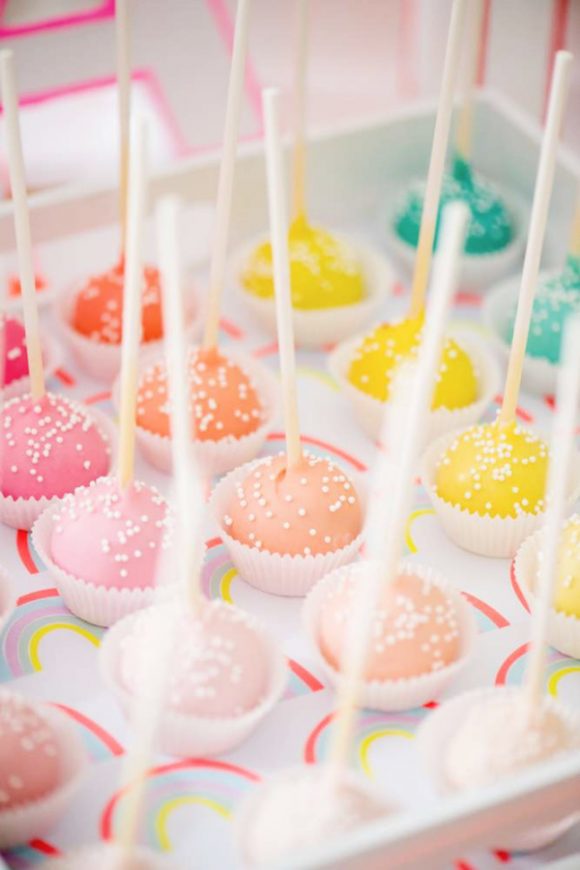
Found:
[49,478,173,590]
[318,568,462,680]
[223,452,363,556]
[2,317,28,386]
[119,599,270,717]
[0,691,61,809]
[0,393,111,500]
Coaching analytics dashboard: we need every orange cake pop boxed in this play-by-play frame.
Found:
[136,347,264,442]
[72,261,163,345]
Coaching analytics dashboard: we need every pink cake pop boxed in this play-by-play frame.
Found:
[49,477,173,590]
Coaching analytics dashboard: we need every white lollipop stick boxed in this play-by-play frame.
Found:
[328,203,469,771]
[408,0,468,319]
[0,51,44,401]
[116,0,132,251]
[118,116,148,490]
[291,0,309,220]
[158,197,205,608]
[202,0,252,349]
[567,184,580,260]
[455,0,484,161]
[525,313,580,708]
[499,50,573,425]
[263,88,302,469]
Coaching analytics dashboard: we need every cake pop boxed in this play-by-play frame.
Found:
[388,0,522,287]
[2,316,27,385]
[223,452,363,557]
[424,49,575,557]
[213,87,363,595]
[553,515,580,618]
[347,314,478,409]
[33,119,175,628]
[0,688,86,848]
[434,420,549,519]
[234,0,391,347]
[237,766,388,868]
[0,392,111,501]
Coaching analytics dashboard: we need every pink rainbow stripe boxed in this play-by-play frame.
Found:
[0,0,114,38]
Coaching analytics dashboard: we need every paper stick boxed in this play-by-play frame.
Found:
[408,0,468,319]
[118,116,148,490]
[455,0,484,162]
[499,50,572,425]
[263,88,302,469]
[0,51,44,401]
[567,184,580,260]
[525,313,580,708]
[158,197,205,609]
[291,0,309,220]
[202,0,252,349]
[328,203,469,772]
[116,0,131,252]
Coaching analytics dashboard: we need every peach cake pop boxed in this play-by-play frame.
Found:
[0,692,60,810]
[118,598,270,718]
[136,346,264,443]
[223,452,363,557]
[48,477,173,592]
[318,565,462,681]
[434,419,549,519]
[0,392,111,502]
[71,261,163,346]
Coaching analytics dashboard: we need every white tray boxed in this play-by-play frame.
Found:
[0,90,579,870]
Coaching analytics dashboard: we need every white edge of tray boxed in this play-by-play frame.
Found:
[282,751,580,870]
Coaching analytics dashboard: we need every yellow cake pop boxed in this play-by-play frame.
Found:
[435,420,549,519]
[347,314,478,410]
[553,515,580,618]
[241,215,365,310]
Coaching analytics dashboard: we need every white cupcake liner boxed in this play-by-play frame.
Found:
[230,232,395,349]
[384,189,527,293]
[303,560,477,711]
[55,275,201,383]
[422,432,580,559]
[483,272,561,397]
[0,697,88,848]
[112,346,279,476]
[0,403,117,531]
[209,458,365,597]
[416,686,580,852]
[514,524,580,659]
[99,604,288,757]
[328,327,500,443]
[31,499,176,628]
[0,564,16,635]
[2,330,63,401]
[235,765,394,868]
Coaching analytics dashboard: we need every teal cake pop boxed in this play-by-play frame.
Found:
[394,154,514,256]
[505,255,580,365]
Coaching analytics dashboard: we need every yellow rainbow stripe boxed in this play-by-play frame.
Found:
[155,796,231,850]
[359,728,414,778]
[296,366,339,392]
[220,568,237,604]
[547,666,580,698]
[29,623,101,671]
[404,508,435,554]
